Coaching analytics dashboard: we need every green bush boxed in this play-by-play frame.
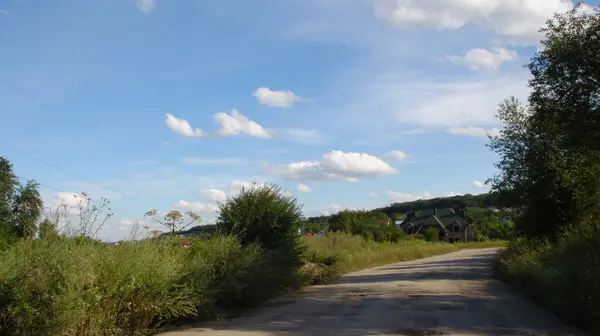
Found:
[423,227,440,242]
[183,235,269,318]
[497,229,600,331]
[216,183,305,291]
[0,237,194,335]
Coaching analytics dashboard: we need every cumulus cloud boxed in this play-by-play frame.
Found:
[388,191,433,203]
[373,0,581,45]
[266,150,398,182]
[136,0,155,14]
[448,47,518,71]
[253,87,302,108]
[165,114,204,137]
[319,204,356,216]
[174,200,219,213]
[297,184,312,193]
[447,127,501,138]
[200,189,228,202]
[472,180,487,188]
[214,109,272,138]
[385,150,409,161]
[448,192,463,197]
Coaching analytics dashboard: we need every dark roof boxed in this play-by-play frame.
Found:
[398,208,474,233]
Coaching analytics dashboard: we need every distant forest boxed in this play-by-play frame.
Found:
[306,193,499,224]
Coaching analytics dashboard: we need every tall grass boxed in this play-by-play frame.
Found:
[0,232,505,335]
[299,232,504,284]
[495,229,600,333]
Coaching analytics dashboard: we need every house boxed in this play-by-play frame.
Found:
[397,207,475,243]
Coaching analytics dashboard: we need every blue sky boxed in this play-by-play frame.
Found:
[2,0,598,241]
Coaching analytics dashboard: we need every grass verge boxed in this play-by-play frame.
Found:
[0,233,506,335]
[493,230,600,335]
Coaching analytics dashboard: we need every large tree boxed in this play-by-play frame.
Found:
[0,157,44,239]
[488,4,600,238]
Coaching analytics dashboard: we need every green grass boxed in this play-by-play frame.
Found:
[299,233,505,284]
[494,230,600,334]
[0,233,506,335]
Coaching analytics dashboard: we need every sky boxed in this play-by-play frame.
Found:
[1,0,598,241]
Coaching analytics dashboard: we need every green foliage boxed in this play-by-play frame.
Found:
[307,193,499,225]
[38,218,59,240]
[423,227,440,242]
[217,184,302,249]
[489,5,600,333]
[0,237,195,335]
[327,210,402,243]
[496,229,600,331]
[467,208,517,241]
[216,183,305,293]
[489,5,600,239]
[0,157,43,240]
[183,236,268,318]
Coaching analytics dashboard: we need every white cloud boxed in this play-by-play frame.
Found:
[319,204,356,216]
[266,150,398,182]
[174,200,218,214]
[253,87,302,108]
[48,192,87,209]
[446,127,501,137]
[297,184,312,193]
[283,129,330,145]
[373,0,580,45]
[385,150,409,161]
[448,47,518,71]
[472,180,487,188]
[200,189,228,202]
[165,114,204,137]
[214,109,272,138]
[230,180,267,195]
[370,192,379,197]
[388,191,433,203]
[136,0,156,14]
[448,192,463,197]
[182,157,250,166]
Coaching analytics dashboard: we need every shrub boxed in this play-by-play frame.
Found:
[182,235,269,318]
[0,237,195,335]
[423,227,440,242]
[497,229,600,331]
[216,183,305,291]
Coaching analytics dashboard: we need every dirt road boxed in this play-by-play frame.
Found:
[161,248,584,336]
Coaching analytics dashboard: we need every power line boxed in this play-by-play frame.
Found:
[4,144,126,198]
[0,77,59,114]
[15,175,68,193]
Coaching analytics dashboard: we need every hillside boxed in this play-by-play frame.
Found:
[307,193,498,223]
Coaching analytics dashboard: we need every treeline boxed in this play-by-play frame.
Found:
[489,5,600,333]
[306,193,499,224]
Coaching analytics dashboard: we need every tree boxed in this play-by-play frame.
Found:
[144,209,201,235]
[217,183,302,250]
[0,157,43,239]
[216,183,304,291]
[423,227,440,242]
[38,218,58,239]
[12,181,43,238]
[488,4,600,238]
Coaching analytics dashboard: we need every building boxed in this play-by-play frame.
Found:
[397,208,475,243]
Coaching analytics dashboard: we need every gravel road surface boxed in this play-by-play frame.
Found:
[160,248,585,336]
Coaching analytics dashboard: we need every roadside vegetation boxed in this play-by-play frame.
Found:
[486,4,600,333]
[0,155,504,335]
